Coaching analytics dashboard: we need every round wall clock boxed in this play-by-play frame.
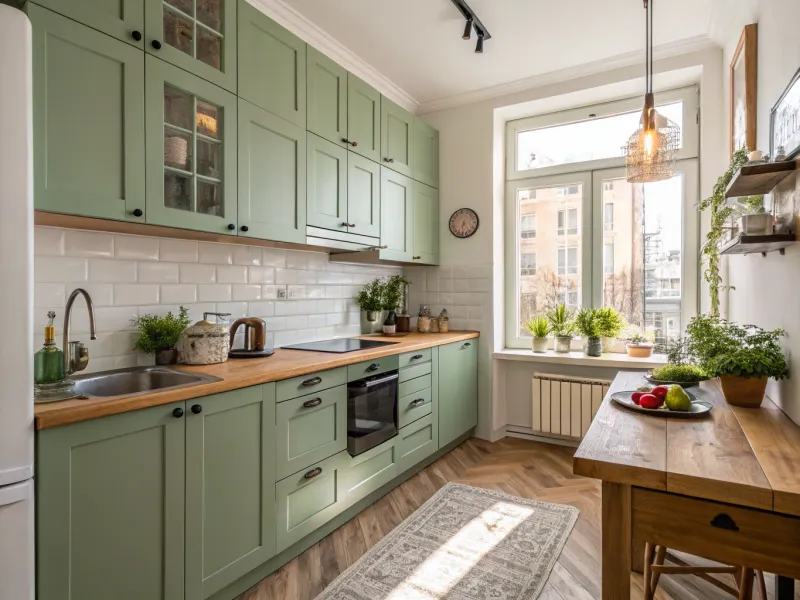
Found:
[449,208,479,238]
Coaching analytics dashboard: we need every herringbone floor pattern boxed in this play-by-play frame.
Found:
[238,437,796,600]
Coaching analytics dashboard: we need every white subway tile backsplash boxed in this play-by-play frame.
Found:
[198,242,233,265]
[115,236,159,261]
[233,246,262,266]
[261,249,286,268]
[275,269,296,285]
[285,250,310,270]
[35,283,66,307]
[198,284,232,302]
[89,259,136,283]
[36,257,88,282]
[67,283,113,307]
[114,284,159,306]
[160,284,198,305]
[216,302,248,319]
[64,231,114,258]
[34,228,65,256]
[232,284,262,301]
[248,266,275,284]
[295,270,318,284]
[180,263,216,284]
[216,265,248,284]
[261,285,282,299]
[159,239,198,263]
[94,307,138,333]
[138,262,179,284]
[248,301,275,318]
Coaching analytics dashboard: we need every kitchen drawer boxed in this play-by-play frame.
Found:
[397,413,438,474]
[276,366,347,403]
[343,438,399,507]
[347,355,399,382]
[398,387,432,429]
[632,487,800,579]
[398,373,431,399]
[275,451,348,554]
[398,361,431,383]
[275,385,347,479]
[399,348,431,369]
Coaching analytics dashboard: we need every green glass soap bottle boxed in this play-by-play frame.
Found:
[34,311,74,401]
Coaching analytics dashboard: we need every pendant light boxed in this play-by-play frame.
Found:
[624,0,680,183]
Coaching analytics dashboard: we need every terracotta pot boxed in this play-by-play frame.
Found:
[719,374,768,408]
[626,343,654,358]
[155,347,178,366]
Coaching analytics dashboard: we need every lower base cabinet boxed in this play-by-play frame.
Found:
[397,413,438,474]
[438,339,478,448]
[343,437,399,506]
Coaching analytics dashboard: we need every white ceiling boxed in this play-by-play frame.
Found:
[283,0,718,108]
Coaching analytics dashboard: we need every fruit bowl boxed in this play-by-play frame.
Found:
[610,390,712,419]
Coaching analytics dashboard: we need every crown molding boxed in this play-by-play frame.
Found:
[417,36,719,114]
[245,0,419,113]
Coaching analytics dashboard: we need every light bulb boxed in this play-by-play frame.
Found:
[644,130,655,157]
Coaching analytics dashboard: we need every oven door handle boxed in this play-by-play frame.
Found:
[352,372,399,388]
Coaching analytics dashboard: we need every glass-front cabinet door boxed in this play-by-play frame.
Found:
[145,0,237,92]
[145,55,238,233]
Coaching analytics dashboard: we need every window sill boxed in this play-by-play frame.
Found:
[493,348,667,369]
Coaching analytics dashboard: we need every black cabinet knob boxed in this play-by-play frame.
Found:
[151,40,162,50]
[132,208,143,217]
[131,30,142,41]
[172,407,184,418]
[227,223,236,230]
[191,404,202,414]
[240,225,249,232]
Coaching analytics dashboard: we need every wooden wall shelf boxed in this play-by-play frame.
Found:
[725,160,798,198]
[720,233,796,256]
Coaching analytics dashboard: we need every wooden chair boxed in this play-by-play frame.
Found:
[643,544,767,600]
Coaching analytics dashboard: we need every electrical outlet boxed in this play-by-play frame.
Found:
[277,288,288,299]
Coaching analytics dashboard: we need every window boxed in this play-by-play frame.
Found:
[604,202,614,231]
[557,246,578,275]
[521,253,537,276]
[557,209,578,235]
[521,214,536,238]
[557,290,579,308]
[604,242,614,274]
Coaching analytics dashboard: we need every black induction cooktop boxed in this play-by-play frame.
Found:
[281,338,400,353]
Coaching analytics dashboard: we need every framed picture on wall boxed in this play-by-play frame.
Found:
[770,67,800,160]
[730,24,758,157]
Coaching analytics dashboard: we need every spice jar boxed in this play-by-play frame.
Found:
[417,305,432,333]
[438,309,450,333]
[177,312,231,365]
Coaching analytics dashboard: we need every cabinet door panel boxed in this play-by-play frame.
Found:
[379,167,413,262]
[34,0,144,48]
[185,385,276,599]
[307,46,347,147]
[144,0,237,91]
[347,154,381,238]
[344,438,398,506]
[380,97,414,177]
[37,403,185,600]
[438,339,478,447]
[413,182,440,265]
[31,5,145,222]
[145,55,238,234]
[413,117,439,188]
[238,99,306,243]
[239,1,306,126]
[348,74,381,163]
[397,413,437,473]
[307,133,348,232]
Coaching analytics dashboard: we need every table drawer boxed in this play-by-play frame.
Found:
[398,387,432,429]
[398,373,431,399]
[632,487,800,579]
[276,366,347,402]
[399,348,431,369]
[347,355,399,382]
[398,361,431,383]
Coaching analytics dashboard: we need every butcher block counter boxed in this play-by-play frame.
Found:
[34,331,479,429]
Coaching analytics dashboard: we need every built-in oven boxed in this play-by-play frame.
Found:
[347,370,399,456]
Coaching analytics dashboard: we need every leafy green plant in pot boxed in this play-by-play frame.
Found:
[596,307,626,353]
[382,275,410,332]
[524,315,551,353]
[131,307,191,365]
[546,304,576,353]
[356,278,386,334]
[686,314,788,407]
[574,308,603,357]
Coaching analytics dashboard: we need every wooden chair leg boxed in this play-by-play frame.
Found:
[650,545,666,596]
[755,571,767,600]
[739,568,754,600]
[643,543,655,600]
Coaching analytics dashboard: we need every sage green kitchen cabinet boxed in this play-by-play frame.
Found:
[144,0,237,92]
[37,402,186,600]
[33,0,145,48]
[185,385,276,600]
[145,55,238,234]
[347,153,381,238]
[380,96,414,177]
[379,167,414,262]
[306,133,348,233]
[413,117,439,188]
[348,74,381,163]
[238,98,306,244]
[438,339,478,447]
[397,413,438,474]
[343,438,398,507]
[307,46,348,148]
[412,181,440,265]
[238,0,306,127]
[30,5,146,222]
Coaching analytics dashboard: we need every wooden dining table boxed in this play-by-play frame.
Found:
[574,371,800,600]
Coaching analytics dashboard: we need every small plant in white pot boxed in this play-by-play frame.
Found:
[546,304,575,353]
[524,315,551,353]
[596,307,626,352]
[355,278,386,334]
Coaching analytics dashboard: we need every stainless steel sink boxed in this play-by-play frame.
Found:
[71,366,221,399]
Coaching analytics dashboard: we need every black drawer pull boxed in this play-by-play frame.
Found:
[409,398,426,408]
[302,376,322,387]
[462,342,472,349]
[172,407,184,418]
[303,398,322,408]
[366,363,380,372]
[303,467,323,480]
[411,354,424,360]
[710,513,739,532]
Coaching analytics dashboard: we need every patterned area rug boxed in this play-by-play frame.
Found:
[315,482,579,600]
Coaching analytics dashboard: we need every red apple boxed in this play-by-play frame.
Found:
[631,392,644,405]
[651,386,668,400]
[639,394,662,409]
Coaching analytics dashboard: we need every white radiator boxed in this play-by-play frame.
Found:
[531,373,611,439]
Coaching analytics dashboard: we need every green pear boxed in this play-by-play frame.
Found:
[665,385,691,411]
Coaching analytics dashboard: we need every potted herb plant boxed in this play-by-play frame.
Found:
[131,306,191,365]
[624,325,655,358]
[596,307,626,352]
[382,275,410,332]
[524,315,551,353]
[356,278,386,334]
[575,308,603,357]
[546,304,575,353]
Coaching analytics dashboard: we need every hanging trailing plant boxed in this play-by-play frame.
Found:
[699,147,749,316]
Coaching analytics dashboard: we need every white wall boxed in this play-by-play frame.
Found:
[720,0,800,424]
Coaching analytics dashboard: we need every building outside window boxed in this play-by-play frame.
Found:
[521,214,536,239]
[520,252,537,276]
[557,246,578,275]
[557,208,578,235]
[604,202,614,231]
[604,242,614,274]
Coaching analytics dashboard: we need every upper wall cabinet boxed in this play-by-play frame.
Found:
[380,97,415,178]
[307,133,348,233]
[413,118,439,189]
[33,0,145,48]
[307,46,348,148]
[145,0,237,92]
[239,0,306,127]
[347,153,381,239]
[347,75,381,163]
[30,5,146,222]
[412,182,439,265]
[380,167,413,262]
[145,55,238,234]
[238,99,306,244]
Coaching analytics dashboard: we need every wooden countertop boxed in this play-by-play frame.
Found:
[35,331,479,430]
[574,371,800,515]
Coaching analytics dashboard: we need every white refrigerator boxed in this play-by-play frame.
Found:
[0,5,35,600]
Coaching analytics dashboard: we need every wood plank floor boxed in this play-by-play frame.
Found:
[237,437,799,600]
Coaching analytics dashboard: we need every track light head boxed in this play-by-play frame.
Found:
[475,32,484,53]
[462,18,473,40]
